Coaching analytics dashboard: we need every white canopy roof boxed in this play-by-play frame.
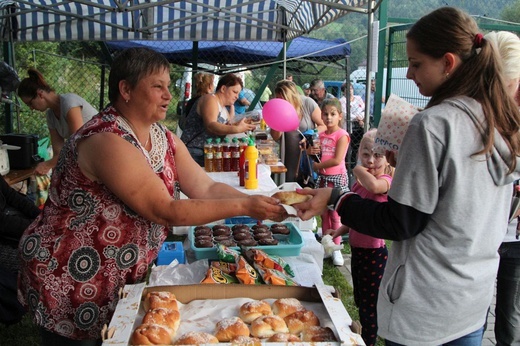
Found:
[0,0,369,42]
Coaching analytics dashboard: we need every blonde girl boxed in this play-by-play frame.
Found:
[349,129,392,346]
[312,98,350,266]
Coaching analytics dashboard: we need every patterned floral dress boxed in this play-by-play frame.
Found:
[17,106,179,340]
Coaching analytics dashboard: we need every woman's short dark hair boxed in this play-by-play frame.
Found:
[108,48,170,103]
[216,73,243,92]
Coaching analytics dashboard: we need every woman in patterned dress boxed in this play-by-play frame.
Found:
[17,47,287,346]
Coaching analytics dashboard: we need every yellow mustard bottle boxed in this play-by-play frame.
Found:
[244,139,259,190]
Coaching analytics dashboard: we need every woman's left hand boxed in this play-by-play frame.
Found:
[246,195,288,221]
[234,118,257,133]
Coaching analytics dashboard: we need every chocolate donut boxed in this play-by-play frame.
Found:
[213,228,232,236]
[195,239,214,248]
[194,227,212,237]
[195,235,212,242]
[270,224,290,235]
[218,239,237,247]
[213,235,232,242]
[233,232,254,241]
[252,224,269,232]
[254,231,273,240]
[232,224,250,232]
[212,224,231,232]
[258,238,279,246]
[238,239,258,247]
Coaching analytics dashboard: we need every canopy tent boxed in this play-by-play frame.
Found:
[1,0,370,42]
[0,0,381,158]
[105,36,351,69]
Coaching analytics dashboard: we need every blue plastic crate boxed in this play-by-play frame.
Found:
[224,216,258,224]
[157,241,185,265]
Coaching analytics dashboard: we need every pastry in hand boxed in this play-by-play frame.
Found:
[272,191,311,205]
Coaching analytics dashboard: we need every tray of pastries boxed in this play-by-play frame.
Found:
[189,222,304,260]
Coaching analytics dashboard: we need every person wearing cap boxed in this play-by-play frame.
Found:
[302,83,311,97]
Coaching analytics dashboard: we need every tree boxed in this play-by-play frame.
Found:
[501,0,520,23]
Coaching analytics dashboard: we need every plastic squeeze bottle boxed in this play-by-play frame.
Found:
[214,138,223,172]
[239,138,248,186]
[222,137,231,172]
[231,137,240,172]
[204,138,214,172]
[244,139,259,190]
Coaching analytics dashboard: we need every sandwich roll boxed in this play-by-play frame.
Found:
[130,323,172,345]
[271,191,311,205]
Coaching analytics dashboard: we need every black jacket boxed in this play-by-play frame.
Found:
[0,176,40,247]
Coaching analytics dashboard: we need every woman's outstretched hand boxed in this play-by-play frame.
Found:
[292,188,333,221]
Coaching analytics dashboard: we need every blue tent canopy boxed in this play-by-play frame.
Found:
[105,37,350,67]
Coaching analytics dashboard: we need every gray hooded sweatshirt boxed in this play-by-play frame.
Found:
[379,96,520,345]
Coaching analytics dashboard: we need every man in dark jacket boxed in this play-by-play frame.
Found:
[0,175,40,325]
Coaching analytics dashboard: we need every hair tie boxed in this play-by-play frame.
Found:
[474,33,484,48]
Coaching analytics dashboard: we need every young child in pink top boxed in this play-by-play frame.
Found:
[308,98,350,266]
[339,129,392,346]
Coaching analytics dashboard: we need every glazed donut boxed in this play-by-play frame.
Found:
[142,307,181,335]
[174,331,219,345]
[272,298,304,318]
[250,315,289,338]
[214,317,250,342]
[230,335,262,345]
[239,300,273,324]
[267,332,301,342]
[301,326,337,342]
[130,323,172,345]
[143,291,179,312]
[283,309,320,334]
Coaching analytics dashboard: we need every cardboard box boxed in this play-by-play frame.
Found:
[101,283,365,345]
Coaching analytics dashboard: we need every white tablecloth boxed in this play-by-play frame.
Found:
[150,229,324,288]
[206,164,277,195]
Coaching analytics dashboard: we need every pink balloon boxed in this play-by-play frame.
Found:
[262,98,299,132]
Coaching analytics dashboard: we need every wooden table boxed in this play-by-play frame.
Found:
[3,167,36,186]
[268,162,287,185]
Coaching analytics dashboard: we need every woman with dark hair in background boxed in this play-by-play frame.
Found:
[17,68,98,175]
[181,73,256,166]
